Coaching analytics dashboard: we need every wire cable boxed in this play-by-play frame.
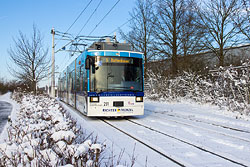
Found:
[55,0,94,46]
[55,40,73,53]
[88,0,121,36]
[107,0,158,36]
[77,0,103,37]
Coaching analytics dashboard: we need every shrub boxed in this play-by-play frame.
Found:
[146,62,250,115]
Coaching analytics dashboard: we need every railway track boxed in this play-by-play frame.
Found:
[100,118,187,167]
[100,117,250,167]
[145,109,250,134]
[62,102,183,166]
[145,109,250,143]
[62,101,250,167]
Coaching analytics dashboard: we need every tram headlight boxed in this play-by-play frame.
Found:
[90,96,99,102]
[136,96,143,102]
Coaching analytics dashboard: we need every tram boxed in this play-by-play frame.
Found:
[58,38,144,117]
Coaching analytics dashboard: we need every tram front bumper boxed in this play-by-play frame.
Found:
[87,96,144,117]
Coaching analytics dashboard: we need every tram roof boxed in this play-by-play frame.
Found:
[86,50,143,58]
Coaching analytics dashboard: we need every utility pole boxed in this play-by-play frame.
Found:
[51,28,55,97]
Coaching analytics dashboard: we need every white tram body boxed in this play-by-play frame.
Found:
[58,40,144,117]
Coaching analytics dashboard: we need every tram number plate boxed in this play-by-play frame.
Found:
[104,102,109,106]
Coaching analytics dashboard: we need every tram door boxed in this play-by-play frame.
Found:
[83,67,88,114]
[69,72,74,106]
[75,65,87,114]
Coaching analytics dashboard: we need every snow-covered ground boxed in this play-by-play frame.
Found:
[0,93,105,167]
[1,92,250,167]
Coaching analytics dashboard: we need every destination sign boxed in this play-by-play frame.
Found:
[98,57,133,64]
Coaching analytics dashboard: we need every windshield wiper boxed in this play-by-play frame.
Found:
[110,87,139,92]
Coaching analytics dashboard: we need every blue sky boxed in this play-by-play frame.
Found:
[0,0,136,87]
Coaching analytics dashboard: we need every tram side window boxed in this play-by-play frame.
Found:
[68,73,71,92]
[75,66,84,92]
[80,66,85,92]
[59,79,62,92]
[83,66,88,92]
[61,80,64,92]
[67,73,70,92]
[76,68,81,92]
[61,77,64,92]
[63,77,67,92]
[72,70,75,93]
[68,71,74,93]
[63,80,65,91]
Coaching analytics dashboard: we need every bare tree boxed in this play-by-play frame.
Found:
[178,0,208,72]
[196,0,241,67]
[8,25,50,94]
[153,0,202,74]
[179,0,206,57]
[233,0,250,42]
[120,0,155,75]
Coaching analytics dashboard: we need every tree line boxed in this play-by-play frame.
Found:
[0,77,18,94]
[121,0,250,76]
[0,78,28,94]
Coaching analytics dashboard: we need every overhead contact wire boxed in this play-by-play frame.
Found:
[77,0,103,37]
[55,0,94,47]
[88,0,121,36]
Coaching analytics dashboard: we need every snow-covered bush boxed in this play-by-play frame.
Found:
[146,62,250,115]
[1,92,137,167]
[208,63,250,114]
[146,70,213,102]
[0,93,105,167]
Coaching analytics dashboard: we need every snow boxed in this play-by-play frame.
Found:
[74,142,89,157]
[51,130,76,144]
[1,92,250,166]
[90,143,102,153]
[40,149,58,166]
[86,160,94,167]
[59,165,74,167]
[0,92,105,167]
[61,98,250,166]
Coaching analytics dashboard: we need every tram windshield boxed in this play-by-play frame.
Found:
[90,56,143,92]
